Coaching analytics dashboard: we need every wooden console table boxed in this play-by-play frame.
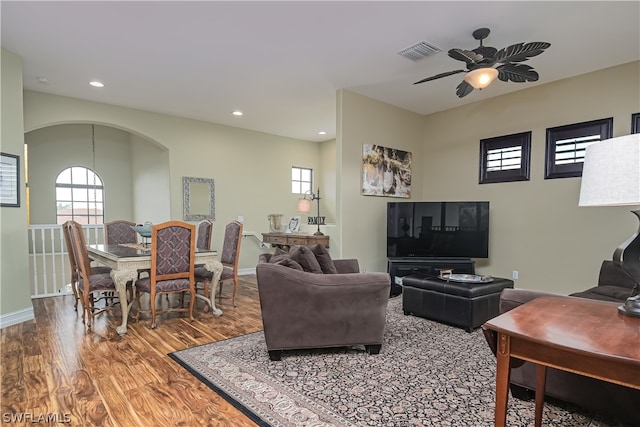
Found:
[482,296,640,427]
[262,232,329,249]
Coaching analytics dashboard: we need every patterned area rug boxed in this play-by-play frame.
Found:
[169,297,625,427]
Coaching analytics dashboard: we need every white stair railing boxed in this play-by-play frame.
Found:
[28,224,104,299]
[242,230,270,248]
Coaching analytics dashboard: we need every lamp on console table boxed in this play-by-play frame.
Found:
[579,133,640,317]
[297,188,325,236]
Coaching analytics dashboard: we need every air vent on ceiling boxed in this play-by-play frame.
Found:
[398,41,442,61]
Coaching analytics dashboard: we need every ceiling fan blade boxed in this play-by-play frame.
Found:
[497,63,540,83]
[455,80,474,98]
[448,48,483,65]
[414,69,465,85]
[495,42,551,63]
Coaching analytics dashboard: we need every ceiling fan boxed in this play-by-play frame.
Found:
[414,28,551,98]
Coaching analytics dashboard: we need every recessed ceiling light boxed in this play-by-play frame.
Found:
[89,81,104,88]
[318,131,327,135]
[232,110,243,116]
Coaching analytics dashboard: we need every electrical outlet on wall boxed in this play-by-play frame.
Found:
[237,215,244,223]
[512,270,519,280]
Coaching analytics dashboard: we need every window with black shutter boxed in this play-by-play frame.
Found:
[544,118,613,179]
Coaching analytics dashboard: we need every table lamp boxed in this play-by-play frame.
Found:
[297,188,324,236]
[578,133,640,317]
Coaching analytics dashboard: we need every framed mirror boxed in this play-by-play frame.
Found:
[183,176,215,221]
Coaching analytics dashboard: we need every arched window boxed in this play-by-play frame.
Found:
[55,167,104,224]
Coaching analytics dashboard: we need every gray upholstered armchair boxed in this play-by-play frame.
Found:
[256,252,391,361]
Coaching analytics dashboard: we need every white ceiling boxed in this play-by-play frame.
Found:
[2,1,639,142]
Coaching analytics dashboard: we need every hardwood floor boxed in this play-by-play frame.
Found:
[1,276,263,426]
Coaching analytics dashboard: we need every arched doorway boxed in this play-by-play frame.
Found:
[24,122,170,298]
[25,123,170,225]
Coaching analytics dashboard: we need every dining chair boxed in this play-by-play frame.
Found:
[217,220,244,307]
[62,221,111,311]
[196,219,214,251]
[190,220,214,309]
[194,220,243,307]
[134,221,196,328]
[104,220,138,245]
[105,219,149,288]
[66,221,120,329]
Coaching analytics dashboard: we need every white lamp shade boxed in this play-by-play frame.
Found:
[297,198,312,214]
[464,68,499,89]
[578,134,640,206]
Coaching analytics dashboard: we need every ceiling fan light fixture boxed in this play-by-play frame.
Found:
[464,68,498,89]
[414,28,550,98]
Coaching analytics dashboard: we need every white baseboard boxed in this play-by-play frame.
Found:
[239,268,256,276]
[0,306,35,329]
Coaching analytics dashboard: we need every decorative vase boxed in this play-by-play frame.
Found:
[267,214,283,232]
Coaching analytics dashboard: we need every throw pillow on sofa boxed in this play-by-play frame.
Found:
[272,257,304,271]
[268,250,304,271]
[273,247,288,257]
[289,245,323,274]
[310,244,337,274]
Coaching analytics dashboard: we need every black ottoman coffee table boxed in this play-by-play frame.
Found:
[402,274,514,332]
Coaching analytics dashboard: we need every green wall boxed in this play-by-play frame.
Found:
[1,49,32,325]
[26,124,136,224]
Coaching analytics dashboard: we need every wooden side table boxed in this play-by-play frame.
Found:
[261,232,329,249]
[482,296,640,427]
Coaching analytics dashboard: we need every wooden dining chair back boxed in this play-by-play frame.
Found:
[134,221,196,328]
[196,219,214,250]
[62,220,81,310]
[66,221,118,330]
[192,219,214,311]
[192,220,242,308]
[218,220,244,307]
[105,219,150,284]
[104,220,138,245]
[62,221,111,311]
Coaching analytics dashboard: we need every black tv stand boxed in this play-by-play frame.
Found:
[387,257,476,297]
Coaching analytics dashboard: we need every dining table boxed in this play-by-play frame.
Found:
[87,243,223,335]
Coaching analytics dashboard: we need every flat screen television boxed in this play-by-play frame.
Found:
[387,201,489,259]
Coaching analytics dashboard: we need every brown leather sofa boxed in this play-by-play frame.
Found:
[256,252,390,361]
[487,261,640,425]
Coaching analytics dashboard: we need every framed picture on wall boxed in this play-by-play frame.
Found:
[361,144,411,198]
[0,152,20,207]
